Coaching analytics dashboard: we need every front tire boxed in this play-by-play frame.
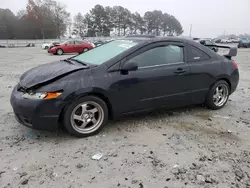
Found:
[63,96,108,137]
[57,48,63,55]
[205,80,230,110]
[82,48,89,53]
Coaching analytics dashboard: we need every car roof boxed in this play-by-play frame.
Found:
[103,36,220,68]
[123,36,202,45]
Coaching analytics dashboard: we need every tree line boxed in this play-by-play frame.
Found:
[0,0,183,39]
[73,5,183,37]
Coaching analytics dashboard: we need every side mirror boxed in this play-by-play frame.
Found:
[65,44,68,46]
[121,61,138,72]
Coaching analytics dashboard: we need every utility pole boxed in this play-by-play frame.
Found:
[189,24,192,38]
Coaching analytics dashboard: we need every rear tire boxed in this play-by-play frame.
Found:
[57,48,63,55]
[205,80,230,110]
[63,96,108,137]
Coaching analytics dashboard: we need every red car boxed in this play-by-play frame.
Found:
[48,40,95,55]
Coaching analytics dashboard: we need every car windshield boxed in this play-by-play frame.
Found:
[62,40,74,44]
[72,39,138,65]
[62,41,68,44]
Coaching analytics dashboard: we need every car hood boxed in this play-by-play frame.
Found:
[19,60,88,89]
[54,43,63,46]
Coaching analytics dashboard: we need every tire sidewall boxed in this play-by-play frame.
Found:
[63,96,108,137]
[82,48,89,53]
[206,80,230,110]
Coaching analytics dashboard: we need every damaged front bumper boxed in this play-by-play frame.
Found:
[10,85,61,131]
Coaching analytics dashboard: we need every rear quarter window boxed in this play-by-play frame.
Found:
[187,45,210,62]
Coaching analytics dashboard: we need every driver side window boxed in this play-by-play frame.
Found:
[75,40,83,44]
[128,45,184,68]
[67,41,75,45]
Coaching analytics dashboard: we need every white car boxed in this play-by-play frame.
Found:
[41,41,60,50]
[231,38,240,43]
[221,38,232,43]
[221,38,239,43]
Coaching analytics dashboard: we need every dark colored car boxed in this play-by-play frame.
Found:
[48,40,94,55]
[238,38,250,48]
[10,36,239,137]
[213,39,221,43]
[197,39,219,52]
[93,40,108,47]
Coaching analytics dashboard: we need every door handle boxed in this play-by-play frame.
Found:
[174,68,186,74]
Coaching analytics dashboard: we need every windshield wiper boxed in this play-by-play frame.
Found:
[60,59,73,64]
[69,58,89,67]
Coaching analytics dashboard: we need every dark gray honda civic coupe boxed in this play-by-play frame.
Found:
[10,36,239,137]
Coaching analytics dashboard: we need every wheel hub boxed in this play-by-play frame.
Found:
[82,112,93,122]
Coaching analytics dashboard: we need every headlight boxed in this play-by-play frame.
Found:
[22,92,62,99]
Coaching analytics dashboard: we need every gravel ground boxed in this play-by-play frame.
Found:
[0,47,249,188]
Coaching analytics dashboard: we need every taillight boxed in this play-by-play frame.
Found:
[232,60,238,69]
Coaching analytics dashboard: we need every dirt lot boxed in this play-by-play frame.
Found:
[0,47,249,188]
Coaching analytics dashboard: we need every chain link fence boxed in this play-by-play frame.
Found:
[0,37,117,48]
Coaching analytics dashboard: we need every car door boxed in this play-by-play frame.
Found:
[186,44,218,104]
[109,42,193,114]
[64,41,75,53]
[74,40,84,52]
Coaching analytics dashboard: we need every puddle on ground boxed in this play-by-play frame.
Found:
[169,122,241,141]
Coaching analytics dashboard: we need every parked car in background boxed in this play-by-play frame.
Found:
[41,41,60,50]
[221,38,240,43]
[221,38,232,43]
[214,38,221,43]
[11,36,239,137]
[48,40,94,55]
[231,38,240,43]
[195,39,218,52]
[93,40,108,47]
[238,38,250,48]
[93,39,114,47]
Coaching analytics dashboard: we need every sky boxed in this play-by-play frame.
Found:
[1,0,250,38]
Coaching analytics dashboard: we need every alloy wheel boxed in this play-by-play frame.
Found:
[213,84,229,107]
[70,101,104,134]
